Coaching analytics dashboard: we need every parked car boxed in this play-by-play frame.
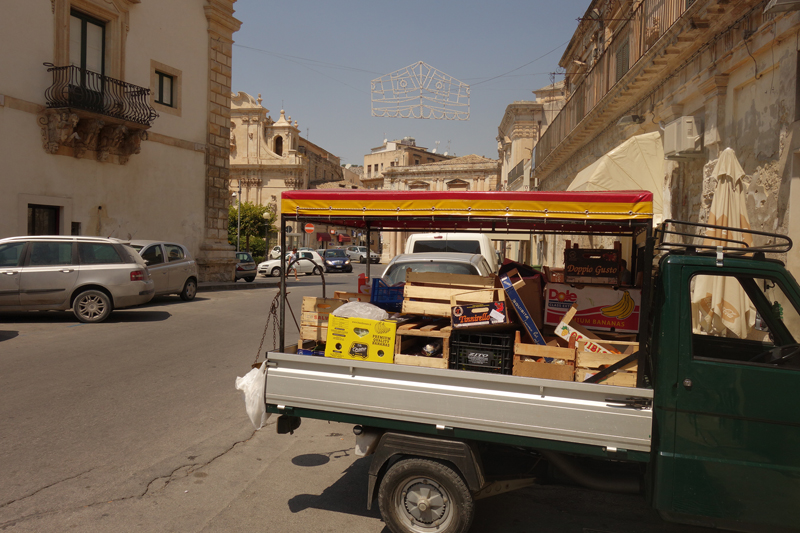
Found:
[381,252,492,286]
[258,250,324,277]
[269,246,282,259]
[0,235,154,323]
[322,248,352,273]
[346,245,380,264]
[404,232,499,273]
[234,251,257,282]
[129,240,198,300]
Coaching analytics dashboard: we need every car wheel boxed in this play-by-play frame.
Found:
[346,266,353,273]
[271,267,282,277]
[360,256,366,263]
[73,289,113,323]
[378,458,474,533]
[180,278,197,301]
[245,276,256,283]
[312,266,323,275]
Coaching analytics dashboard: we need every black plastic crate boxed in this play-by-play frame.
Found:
[449,330,514,374]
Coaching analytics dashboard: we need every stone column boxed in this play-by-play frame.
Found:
[196,0,242,282]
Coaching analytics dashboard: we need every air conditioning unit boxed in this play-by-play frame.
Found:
[764,0,800,15]
[663,116,703,160]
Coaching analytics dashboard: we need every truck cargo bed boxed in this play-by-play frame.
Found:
[264,353,654,453]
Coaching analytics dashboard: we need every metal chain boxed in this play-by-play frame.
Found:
[254,291,281,366]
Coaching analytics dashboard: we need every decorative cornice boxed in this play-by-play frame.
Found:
[204,0,242,39]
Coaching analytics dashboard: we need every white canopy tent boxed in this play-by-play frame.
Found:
[567,131,665,221]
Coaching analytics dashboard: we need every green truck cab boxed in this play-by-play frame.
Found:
[650,250,800,531]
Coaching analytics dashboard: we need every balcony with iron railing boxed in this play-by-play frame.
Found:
[534,0,692,173]
[39,63,159,163]
[44,63,158,126]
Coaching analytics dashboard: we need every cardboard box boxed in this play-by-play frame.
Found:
[451,301,511,329]
[564,244,621,285]
[325,315,396,363]
[301,297,348,328]
[500,269,546,345]
[513,332,575,381]
[545,283,641,333]
[543,266,565,284]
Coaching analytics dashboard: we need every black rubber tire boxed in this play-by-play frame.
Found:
[312,266,323,275]
[271,267,281,277]
[360,256,366,263]
[378,458,474,533]
[244,276,255,283]
[180,278,197,301]
[73,289,113,323]
[346,267,353,273]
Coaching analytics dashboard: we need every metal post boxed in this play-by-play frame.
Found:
[279,216,287,352]
[366,224,371,281]
[236,182,241,252]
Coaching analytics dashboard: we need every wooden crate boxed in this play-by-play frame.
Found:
[512,331,575,381]
[333,291,367,301]
[575,339,639,386]
[393,319,453,369]
[299,297,347,344]
[402,271,503,317]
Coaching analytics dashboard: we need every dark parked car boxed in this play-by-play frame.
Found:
[322,248,352,273]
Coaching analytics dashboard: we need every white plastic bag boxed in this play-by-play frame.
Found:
[235,362,270,430]
[331,301,389,321]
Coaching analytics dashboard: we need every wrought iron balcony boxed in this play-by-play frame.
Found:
[44,63,158,127]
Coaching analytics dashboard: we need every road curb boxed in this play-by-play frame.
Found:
[197,281,279,293]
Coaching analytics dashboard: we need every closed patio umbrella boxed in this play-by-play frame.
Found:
[691,148,754,339]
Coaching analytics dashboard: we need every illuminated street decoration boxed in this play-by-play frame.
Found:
[371,61,469,120]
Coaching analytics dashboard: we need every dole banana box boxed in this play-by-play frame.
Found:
[545,283,641,333]
[325,315,397,363]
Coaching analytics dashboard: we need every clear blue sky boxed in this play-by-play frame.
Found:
[231,1,587,166]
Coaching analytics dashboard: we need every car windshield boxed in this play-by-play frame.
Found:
[384,261,477,285]
[358,247,367,252]
[325,249,347,258]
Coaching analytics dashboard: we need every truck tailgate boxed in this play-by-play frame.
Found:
[265,353,653,453]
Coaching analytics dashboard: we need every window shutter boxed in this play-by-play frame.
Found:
[615,38,630,83]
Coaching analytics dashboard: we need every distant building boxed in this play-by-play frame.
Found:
[362,137,452,189]
[379,154,501,261]
[496,82,566,191]
[229,91,344,249]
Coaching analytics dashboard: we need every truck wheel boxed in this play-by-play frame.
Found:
[378,458,473,533]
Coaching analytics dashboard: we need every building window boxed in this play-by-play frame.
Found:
[71,222,81,236]
[414,157,421,165]
[275,136,283,156]
[150,60,182,116]
[155,71,173,107]
[70,10,105,76]
[28,205,60,235]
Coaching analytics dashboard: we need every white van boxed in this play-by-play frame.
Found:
[403,232,499,273]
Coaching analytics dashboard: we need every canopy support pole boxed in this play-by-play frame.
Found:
[366,223,371,281]
[279,215,286,351]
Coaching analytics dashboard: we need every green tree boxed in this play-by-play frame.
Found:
[228,201,276,253]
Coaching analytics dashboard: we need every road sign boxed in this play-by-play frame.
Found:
[285,225,293,233]
[304,223,315,234]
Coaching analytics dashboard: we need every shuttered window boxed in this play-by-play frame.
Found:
[615,38,630,83]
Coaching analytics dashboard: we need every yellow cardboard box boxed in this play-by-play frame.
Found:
[325,315,397,363]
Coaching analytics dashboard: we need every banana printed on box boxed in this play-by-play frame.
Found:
[545,283,641,333]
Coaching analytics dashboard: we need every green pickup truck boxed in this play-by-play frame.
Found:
[262,190,800,533]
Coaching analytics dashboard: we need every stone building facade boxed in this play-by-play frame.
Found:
[228,91,344,250]
[497,82,566,190]
[362,137,452,188]
[532,0,800,274]
[0,0,241,281]
[378,154,501,261]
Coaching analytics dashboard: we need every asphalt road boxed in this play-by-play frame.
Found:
[0,265,709,533]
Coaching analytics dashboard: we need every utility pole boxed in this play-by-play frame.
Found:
[235,181,241,252]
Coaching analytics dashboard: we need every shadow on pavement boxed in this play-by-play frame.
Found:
[0,330,19,342]
[287,455,382,520]
[141,296,210,308]
[106,310,171,322]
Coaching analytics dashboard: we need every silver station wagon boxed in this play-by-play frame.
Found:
[0,235,155,323]
[129,240,198,300]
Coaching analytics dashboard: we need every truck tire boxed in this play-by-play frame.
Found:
[378,458,474,533]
